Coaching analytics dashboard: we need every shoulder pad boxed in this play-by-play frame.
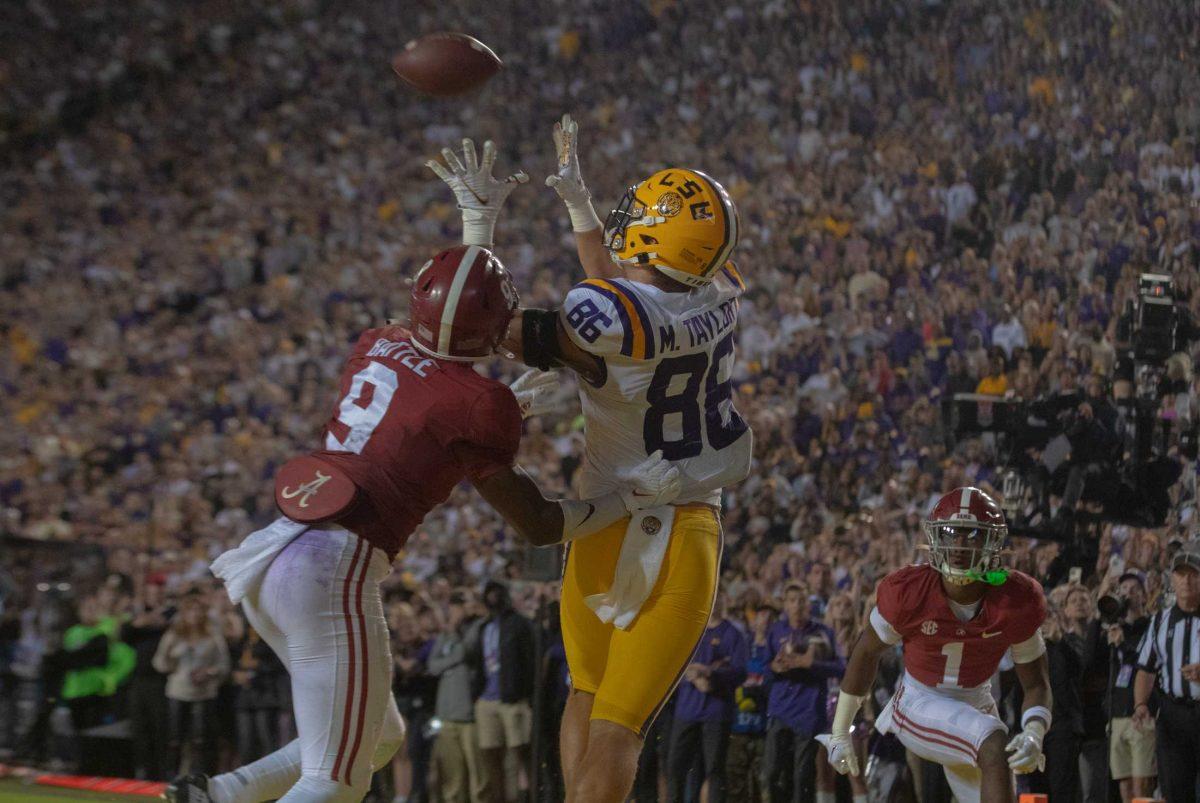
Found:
[560,279,656,360]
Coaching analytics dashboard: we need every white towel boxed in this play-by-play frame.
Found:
[584,506,675,630]
[210,517,308,605]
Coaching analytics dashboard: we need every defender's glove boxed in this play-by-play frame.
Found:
[1005,720,1047,774]
[816,691,865,776]
[816,734,859,777]
[616,450,682,512]
[427,138,528,246]
[545,114,601,233]
[508,369,559,419]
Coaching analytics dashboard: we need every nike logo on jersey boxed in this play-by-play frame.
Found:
[982,631,1003,638]
[578,503,596,524]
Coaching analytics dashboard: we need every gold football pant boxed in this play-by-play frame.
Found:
[559,504,722,736]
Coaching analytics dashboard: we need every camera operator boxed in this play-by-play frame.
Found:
[1132,543,1200,802]
[1098,571,1155,802]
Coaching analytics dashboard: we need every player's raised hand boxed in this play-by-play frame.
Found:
[617,449,682,512]
[426,138,529,246]
[508,369,559,419]
[545,114,601,233]
[816,734,860,776]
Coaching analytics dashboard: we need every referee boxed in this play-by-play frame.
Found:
[1133,542,1200,802]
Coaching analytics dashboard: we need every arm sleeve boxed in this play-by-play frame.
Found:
[870,606,903,646]
[1010,631,1047,664]
[559,282,631,357]
[453,386,523,482]
[872,574,908,644]
[1135,613,1159,672]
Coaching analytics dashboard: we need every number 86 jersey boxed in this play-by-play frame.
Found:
[558,266,753,506]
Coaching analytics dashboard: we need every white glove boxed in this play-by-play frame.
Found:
[508,370,559,419]
[426,138,529,246]
[616,450,682,512]
[816,733,860,777]
[545,114,601,232]
[1005,722,1046,774]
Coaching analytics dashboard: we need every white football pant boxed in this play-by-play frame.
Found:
[211,527,405,803]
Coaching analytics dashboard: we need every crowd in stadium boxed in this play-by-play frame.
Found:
[2,0,1199,800]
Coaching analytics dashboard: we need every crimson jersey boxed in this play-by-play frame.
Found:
[312,326,521,560]
[873,565,1046,689]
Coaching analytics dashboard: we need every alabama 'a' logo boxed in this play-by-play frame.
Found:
[921,620,938,636]
[280,471,332,509]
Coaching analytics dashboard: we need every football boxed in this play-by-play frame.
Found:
[391,32,502,96]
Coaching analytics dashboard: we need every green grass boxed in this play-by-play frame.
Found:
[0,779,151,802]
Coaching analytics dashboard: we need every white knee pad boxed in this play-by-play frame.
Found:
[371,702,407,770]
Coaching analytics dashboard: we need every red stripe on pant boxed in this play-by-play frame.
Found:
[891,706,979,763]
[341,544,373,785]
[331,538,365,783]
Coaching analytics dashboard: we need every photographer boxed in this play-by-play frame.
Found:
[1133,543,1200,803]
[1098,570,1155,802]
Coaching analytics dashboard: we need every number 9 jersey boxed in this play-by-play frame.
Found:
[558,264,752,506]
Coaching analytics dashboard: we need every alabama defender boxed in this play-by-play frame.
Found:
[431,119,753,802]
[169,144,682,803]
[817,487,1051,803]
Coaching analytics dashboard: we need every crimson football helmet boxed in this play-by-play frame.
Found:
[409,245,519,361]
[923,486,1009,586]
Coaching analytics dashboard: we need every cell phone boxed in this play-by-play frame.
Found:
[1069,567,1082,584]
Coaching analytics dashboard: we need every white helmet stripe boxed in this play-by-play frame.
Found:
[959,487,973,518]
[437,246,481,355]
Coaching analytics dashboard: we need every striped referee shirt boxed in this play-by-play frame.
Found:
[1136,605,1200,702]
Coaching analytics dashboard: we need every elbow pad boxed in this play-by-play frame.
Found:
[521,308,563,371]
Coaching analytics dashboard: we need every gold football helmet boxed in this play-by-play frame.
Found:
[603,168,739,288]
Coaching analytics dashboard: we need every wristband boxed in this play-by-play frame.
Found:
[559,493,626,543]
[831,691,866,737]
[1021,705,1052,734]
[565,201,602,234]
[460,206,496,247]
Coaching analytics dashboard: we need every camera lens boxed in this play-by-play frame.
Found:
[1098,594,1128,623]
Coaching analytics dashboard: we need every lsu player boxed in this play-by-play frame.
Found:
[430,116,752,802]
[817,487,1052,803]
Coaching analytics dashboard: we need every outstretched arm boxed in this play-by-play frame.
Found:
[816,620,891,777]
[501,308,605,386]
[1007,640,1052,774]
[545,114,621,280]
[471,451,682,547]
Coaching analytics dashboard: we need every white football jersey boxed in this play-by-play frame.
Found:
[558,265,753,506]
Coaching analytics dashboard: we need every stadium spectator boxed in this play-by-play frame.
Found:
[762,583,844,803]
[122,579,172,780]
[1100,571,1156,803]
[428,592,486,803]
[665,592,747,803]
[152,590,229,776]
[475,581,534,803]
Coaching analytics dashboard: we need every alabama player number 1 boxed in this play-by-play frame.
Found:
[937,641,964,689]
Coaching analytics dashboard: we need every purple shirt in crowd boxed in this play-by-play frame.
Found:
[765,618,845,735]
[674,619,749,723]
